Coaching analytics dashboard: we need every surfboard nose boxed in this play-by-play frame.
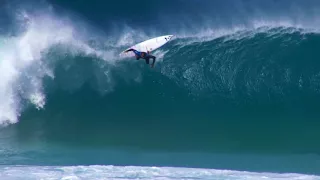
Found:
[164,35,174,41]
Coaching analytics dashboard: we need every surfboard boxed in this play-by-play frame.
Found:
[120,35,174,57]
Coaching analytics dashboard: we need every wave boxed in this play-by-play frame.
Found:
[0,7,319,132]
[20,29,320,112]
[1,12,320,124]
[0,25,317,156]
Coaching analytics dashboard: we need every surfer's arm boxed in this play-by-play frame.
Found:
[125,49,134,52]
[146,46,151,54]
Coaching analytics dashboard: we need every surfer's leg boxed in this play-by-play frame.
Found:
[145,57,150,64]
[151,56,156,68]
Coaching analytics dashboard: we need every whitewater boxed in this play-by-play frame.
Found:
[1,165,319,180]
[0,11,114,125]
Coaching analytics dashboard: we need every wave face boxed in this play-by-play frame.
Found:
[14,27,320,153]
[1,0,320,176]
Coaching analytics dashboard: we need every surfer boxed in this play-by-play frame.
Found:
[124,48,156,68]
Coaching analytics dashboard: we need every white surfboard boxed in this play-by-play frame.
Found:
[120,35,174,57]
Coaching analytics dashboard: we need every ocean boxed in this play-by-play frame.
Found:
[1,0,320,179]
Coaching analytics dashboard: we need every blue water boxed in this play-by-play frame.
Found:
[1,0,320,179]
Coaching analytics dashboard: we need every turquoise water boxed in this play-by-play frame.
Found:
[1,0,320,179]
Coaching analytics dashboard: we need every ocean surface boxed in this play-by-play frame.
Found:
[1,0,320,179]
